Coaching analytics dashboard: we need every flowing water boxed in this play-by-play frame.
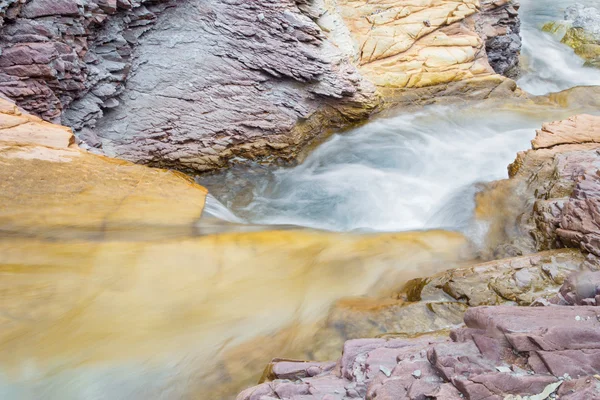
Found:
[517,0,600,94]
[202,0,600,234]
[2,1,600,399]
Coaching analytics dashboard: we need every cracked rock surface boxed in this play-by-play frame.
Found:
[476,114,600,262]
[0,0,521,172]
[237,292,600,400]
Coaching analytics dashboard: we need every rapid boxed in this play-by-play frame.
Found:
[2,1,600,399]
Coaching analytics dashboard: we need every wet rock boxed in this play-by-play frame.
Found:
[0,0,521,172]
[479,114,600,260]
[542,4,600,66]
[236,300,600,400]
[0,96,208,240]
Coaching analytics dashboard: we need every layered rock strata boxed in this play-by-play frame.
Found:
[0,0,521,172]
[237,272,600,400]
[0,0,172,124]
[477,113,600,262]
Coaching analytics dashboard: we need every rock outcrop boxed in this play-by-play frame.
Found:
[0,0,521,172]
[476,0,521,78]
[477,114,600,262]
[238,288,600,400]
[0,96,208,239]
[0,0,173,124]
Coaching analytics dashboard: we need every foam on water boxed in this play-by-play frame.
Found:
[203,0,600,233]
[205,107,538,232]
[518,0,600,94]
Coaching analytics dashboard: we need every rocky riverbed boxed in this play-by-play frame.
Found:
[1,1,600,400]
[0,0,521,172]
[236,113,600,400]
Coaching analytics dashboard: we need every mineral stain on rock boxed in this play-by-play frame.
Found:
[0,0,521,172]
[0,1,599,400]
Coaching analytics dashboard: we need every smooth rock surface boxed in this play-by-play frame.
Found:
[0,96,208,239]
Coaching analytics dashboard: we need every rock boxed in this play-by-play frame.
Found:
[236,301,600,400]
[0,0,172,125]
[0,0,521,172]
[477,114,600,260]
[476,0,522,78]
[531,114,600,149]
[0,97,208,239]
[554,270,600,306]
[542,4,600,66]
[406,249,586,306]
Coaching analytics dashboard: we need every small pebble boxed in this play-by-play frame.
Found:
[257,13,265,22]
[575,315,581,321]
[412,369,422,378]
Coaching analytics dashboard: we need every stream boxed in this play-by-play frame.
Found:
[2,1,600,399]
[203,0,600,233]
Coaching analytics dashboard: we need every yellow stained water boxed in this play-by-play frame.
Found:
[0,229,469,399]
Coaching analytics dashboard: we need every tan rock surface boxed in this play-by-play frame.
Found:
[0,99,208,240]
[532,114,600,150]
[333,0,505,94]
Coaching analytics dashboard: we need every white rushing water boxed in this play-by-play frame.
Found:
[518,0,600,94]
[202,107,544,232]
[203,0,600,233]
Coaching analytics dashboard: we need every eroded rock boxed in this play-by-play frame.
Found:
[477,114,600,261]
[237,289,600,400]
[0,0,522,172]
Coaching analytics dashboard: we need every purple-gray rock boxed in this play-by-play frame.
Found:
[236,299,600,400]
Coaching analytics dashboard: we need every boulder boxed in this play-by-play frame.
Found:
[476,114,600,260]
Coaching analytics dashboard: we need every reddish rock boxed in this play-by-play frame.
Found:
[236,274,600,400]
[21,0,81,18]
